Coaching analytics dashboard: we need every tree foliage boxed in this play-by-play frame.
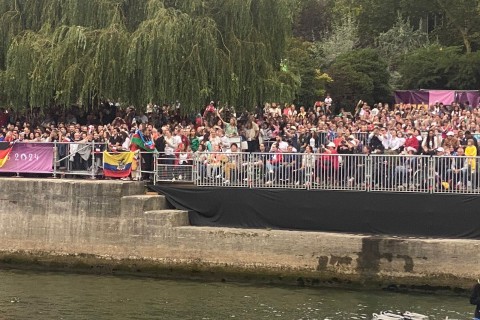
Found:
[312,14,358,68]
[3,0,480,111]
[0,0,296,112]
[399,45,480,90]
[327,49,390,107]
[377,14,431,88]
[283,38,332,107]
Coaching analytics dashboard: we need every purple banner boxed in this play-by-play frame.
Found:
[456,91,480,107]
[428,90,456,105]
[395,90,480,106]
[0,143,54,173]
[394,91,429,105]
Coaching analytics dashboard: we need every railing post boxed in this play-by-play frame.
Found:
[52,141,57,178]
[365,155,372,192]
[428,157,435,194]
[138,151,143,181]
[247,153,252,188]
[192,155,197,185]
[153,152,158,185]
[90,140,95,179]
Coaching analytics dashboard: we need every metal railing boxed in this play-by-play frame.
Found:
[53,141,107,179]
[191,152,480,194]
[154,152,194,183]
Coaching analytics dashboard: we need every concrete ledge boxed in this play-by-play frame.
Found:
[144,210,189,227]
[121,195,168,217]
[0,178,478,291]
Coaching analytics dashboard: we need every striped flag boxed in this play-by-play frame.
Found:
[103,151,135,178]
[0,142,13,168]
[131,132,156,152]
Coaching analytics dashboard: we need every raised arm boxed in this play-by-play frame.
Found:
[216,108,226,124]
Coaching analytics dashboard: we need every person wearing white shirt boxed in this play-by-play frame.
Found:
[218,129,231,151]
[209,129,221,149]
[274,135,289,152]
[324,94,332,109]
[390,131,406,154]
[173,128,182,147]
[164,129,177,158]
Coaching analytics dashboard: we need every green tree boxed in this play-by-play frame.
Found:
[434,0,480,53]
[376,14,431,88]
[312,14,358,68]
[283,38,332,107]
[399,45,480,89]
[398,45,461,89]
[293,0,331,42]
[0,0,296,112]
[331,0,401,46]
[327,49,390,107]
[448,52,480,89]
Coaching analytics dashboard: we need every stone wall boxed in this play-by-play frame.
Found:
[0,178,479,290]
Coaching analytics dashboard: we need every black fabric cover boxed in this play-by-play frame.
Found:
[150,185,480,239]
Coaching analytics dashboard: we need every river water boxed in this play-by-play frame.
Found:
[0,269,473,319]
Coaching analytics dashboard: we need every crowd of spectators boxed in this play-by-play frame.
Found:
[1,96,480,188]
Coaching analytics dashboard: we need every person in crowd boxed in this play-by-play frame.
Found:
[244,115,260,152]
[206,144,224,180]
[163,128,177,168]
[317,142,340,185]
[217,109,238,138]
[448,147,469,189]
[280,144,297,183]
[222,143,240,184]
[470,279,480,320]
[188,128,199,152]
[465,139,477,186]
[295,145,315,186]
[442,131,459,150]
[265,143,283,185]
[4,95,480,186]
[422,130,440,155]
[369,127,385,154]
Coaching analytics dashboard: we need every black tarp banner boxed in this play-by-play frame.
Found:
[150,185,480,239]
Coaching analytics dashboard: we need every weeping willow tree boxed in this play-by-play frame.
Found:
[0,0,296,113]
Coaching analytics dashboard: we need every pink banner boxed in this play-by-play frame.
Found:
[0,143,54,173]
[428,90,456,105]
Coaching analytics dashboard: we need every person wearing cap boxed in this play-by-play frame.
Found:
[442,131,459,150]
[285,125,300,151]
[317,141,340,185]
[434,147,451,188]
[394,145,420,188]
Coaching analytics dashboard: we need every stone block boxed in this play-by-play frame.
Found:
[144,210,189,227]
[120,195,167,217]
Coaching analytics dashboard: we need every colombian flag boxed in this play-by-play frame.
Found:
[0,142,13,168]
[103,151,135,178]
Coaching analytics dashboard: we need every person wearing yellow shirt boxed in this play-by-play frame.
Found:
[465,138,477,173]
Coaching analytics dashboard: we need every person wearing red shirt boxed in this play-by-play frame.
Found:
[318,142,340,185]
[404,130,419,154]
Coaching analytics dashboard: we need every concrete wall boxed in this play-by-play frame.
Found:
[0,178,479,290]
